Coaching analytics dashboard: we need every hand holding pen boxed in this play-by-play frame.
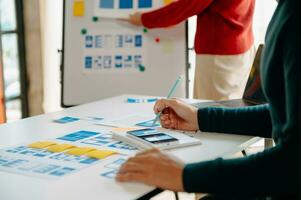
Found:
[152,76,182,126]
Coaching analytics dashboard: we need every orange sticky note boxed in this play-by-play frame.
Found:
[111,127,142,133]
[65,147,96,156]
[28,141,57,149]
[73,0,85,17]
[86,150,117,159]
[164,0,174,5]
[47,144,75,153]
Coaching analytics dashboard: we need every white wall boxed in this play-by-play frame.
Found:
[253,0,278,45]
[40,0,63,113]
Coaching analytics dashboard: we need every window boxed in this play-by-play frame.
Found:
[0,0,28,122]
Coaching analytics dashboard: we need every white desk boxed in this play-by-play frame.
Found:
[0,95,260,200]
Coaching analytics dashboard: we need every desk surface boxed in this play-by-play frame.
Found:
[0,95,260,200]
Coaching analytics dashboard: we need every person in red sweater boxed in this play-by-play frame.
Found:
[126,0,255,100]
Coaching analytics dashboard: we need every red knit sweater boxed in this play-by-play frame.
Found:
[141,0,255,55]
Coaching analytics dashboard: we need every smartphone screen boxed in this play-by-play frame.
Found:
[127,129,178,144]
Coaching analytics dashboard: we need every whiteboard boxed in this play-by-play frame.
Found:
[62,0,188,106]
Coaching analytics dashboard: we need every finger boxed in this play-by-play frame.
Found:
[169,111,181,123]
[118,162,146,174]
[159,99,179,110]
[160,114,169,121]
[136,148,160,156]
[126,155,150,164]
[169,119,177,129]
[161,119,171,127]
[161,121,172,129]
[125,153,155,164]
[162,107,170,114]
[116,172,146,183]
[161,123,172,129]
[153,99,166,114]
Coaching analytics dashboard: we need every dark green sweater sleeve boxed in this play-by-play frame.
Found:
[183,139,297,196]
[198,104,272,138]
[183,2,300,196]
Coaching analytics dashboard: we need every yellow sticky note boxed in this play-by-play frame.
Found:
[164,0,174,5]
[47,144,75,153]
[73,0,85,17]
[162,39,174,54]
[28,141,57,149]
[66,147,96,156]
[86,150,117,159]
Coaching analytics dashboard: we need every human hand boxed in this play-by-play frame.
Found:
[116,149,185,191]
[154,99,199,131]
[119,12,143,26]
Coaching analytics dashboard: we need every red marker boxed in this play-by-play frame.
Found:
[155,37,160,43]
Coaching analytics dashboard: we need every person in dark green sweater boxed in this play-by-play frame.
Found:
[116,0,300,198]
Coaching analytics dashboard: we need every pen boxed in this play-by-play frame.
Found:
[152,76,182,126]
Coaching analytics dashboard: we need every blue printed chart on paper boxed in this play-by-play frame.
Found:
[94,0,165,18]
[0,129,137,180]
[83,29,145,74]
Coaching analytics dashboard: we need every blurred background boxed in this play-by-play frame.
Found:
[0,0,277,123]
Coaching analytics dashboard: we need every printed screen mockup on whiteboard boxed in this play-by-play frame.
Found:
[62,0,188,106]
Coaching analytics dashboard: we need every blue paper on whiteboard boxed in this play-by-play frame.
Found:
[100,0,114,8]
[138,0,152,8]
[119,0,133,9]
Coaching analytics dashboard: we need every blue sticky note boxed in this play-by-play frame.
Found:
[134,55,142,68]
[54,117,80,124]
[119,0,133,9]
[109,141,138,151]
[5,146,27,153]
[34,150,53,157]
[127,98,157,103]
[95,35,103,48]
[57,130,99,142]
[124,56,133,68]
[33,164,60,174]
[80,158,99,164]
[100,0,114,8]
[115,35,123,48]
[50,153,70,161]
[147,98,157,103]
[104,158,126,170]
[127,98,140,103]
[2,159,28,168]
[101,170,118,179]
[81,134,113,146]
[86,116,104,121]
[0,156,13,165]
[136,120,160,127]
[138,0,152,8]
[19,148,41,156]
[85,35,93,48]
[85,57,93,69]
[135,35,142,47]
[115,55,123,68]
[49,167,76,176]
